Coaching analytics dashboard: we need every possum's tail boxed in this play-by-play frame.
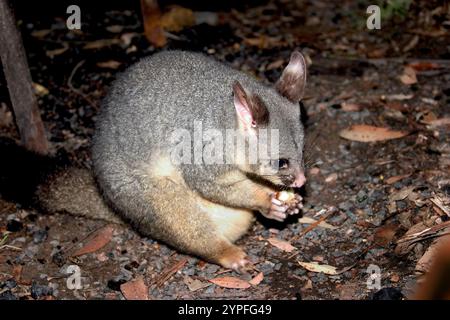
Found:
[0,137,123,224]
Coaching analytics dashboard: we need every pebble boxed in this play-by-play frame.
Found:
[31,282,53,299]
[1,279,17,289]
[33,229,48,244]
[0,291,18,300]
[6,219,23,232]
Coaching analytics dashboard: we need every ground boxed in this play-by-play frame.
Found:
[0,0,449,300]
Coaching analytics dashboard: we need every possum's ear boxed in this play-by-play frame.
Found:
[232,81,269,129]
[275,51,307,102]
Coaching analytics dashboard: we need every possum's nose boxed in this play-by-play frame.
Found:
[291,171,306,188]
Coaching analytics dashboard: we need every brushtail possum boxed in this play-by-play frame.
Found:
[91,50,308,270]
[11,50,308,270]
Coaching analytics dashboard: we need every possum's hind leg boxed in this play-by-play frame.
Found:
[108,172,253,270]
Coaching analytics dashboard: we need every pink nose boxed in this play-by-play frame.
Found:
[291,172,306,188]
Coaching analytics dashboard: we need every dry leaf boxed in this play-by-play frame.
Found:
[106,25,124,33]
[374,224,398,246]
[32,83,49,96]
[209,276,251,289]
[325,173,338,183]
[383,93,414,101]
[96,60,122,69]
[407,61,441,72]
[297,261,338,275]
[249,272,264,286]
[46,43,69,58]
[341,102,362,112]
[385,174,411,185]
[266,59,285,71]
[424,118,450,128]
[339,125,408,142]
[31,29,52,38]
[267,237,297,253]
[389,186,416,202]
[399,66,417,85]
[83,39,122,50]
[183,276,210,292]
[141,0,166,47]
[72,225,114,256]
[160,6,195,32]
[120,277,149,300]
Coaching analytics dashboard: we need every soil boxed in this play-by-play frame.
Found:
[0,0,449,300]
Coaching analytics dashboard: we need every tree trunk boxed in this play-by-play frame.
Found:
[0,0,49,155]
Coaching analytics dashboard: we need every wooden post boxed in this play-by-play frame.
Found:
[0,0,49,155]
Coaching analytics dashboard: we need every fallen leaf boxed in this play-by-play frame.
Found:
[32,83,49,96]
[407,61,441,72]
[96,60,122,69]
[266,59,285,71]
[297,261,338,275]
[339,125,408,142]
[83,39,122,50]
[120,32,139,47]
[383,93,414,101]
[341,102,362,112]
[389,186,416,202]
[46,43,69,58]
[399,66,417,85]
[209,276,251,289]
[160,6,195,32]
[249,272,264,286]
[31,29,52,38]
[106,25,124,33]
[374,224,398,246]
[183,276,210,292]
[141,0,166,47]
[298,217,337,230]
[424,118,450,129]
[267,237,297,253]
[72,225,114,257]
[325,173,338,183]
[385,174,411,185]
[120,277,149,300]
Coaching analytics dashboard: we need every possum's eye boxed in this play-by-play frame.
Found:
[277,158,290,169]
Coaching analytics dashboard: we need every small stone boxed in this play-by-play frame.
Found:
[51,251,66,267]
[33,229,48,244]
[1,278,17,289]
[6,219,23,232]
[31,282,53,299]
[0,290,18,300]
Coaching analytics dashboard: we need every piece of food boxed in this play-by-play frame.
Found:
[277,190,295,202]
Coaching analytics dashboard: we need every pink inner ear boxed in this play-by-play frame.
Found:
[234,95,255,128]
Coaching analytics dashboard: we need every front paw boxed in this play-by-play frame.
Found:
[286,194,303,216]
[261,195,289,222]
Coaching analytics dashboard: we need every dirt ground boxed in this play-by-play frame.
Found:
[0,0,449,300]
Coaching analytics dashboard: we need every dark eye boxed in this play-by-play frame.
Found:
[278,158,289,169]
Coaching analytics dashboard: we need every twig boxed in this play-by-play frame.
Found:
[290,206,338,243]
[0,244,22,251]
[67,60,99,109]
[154,258,188,288]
